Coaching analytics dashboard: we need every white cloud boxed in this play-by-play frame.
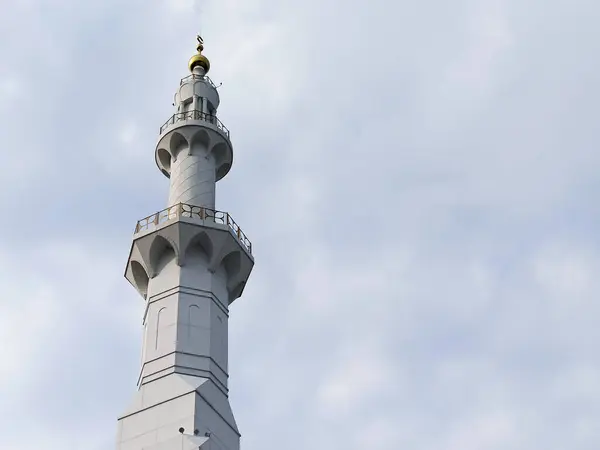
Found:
[164,0,196,13]
[2,0,600,449]
[0,238,141,448]
[0,277,60,384]
[448,0,513,88]
[445,411,519,450]
[316,347,394,418]
[532,243,594,298]
[0,76,20,102]
[118,122,138,146]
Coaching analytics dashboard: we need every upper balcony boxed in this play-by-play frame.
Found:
[180,73,218,89]
[159,110,230,138]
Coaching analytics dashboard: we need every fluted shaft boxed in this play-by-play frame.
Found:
[168,147,216,209]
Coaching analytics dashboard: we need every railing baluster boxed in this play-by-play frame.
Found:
[159,110,230,139]
[133,202,251,254]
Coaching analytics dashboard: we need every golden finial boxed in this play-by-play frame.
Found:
[188,34,210,74]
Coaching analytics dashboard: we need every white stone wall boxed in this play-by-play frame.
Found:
[139,247,230,389]
[167,143,216,208]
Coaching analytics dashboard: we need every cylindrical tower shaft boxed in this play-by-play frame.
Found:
[168,144,217,208]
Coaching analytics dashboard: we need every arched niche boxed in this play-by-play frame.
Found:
[149,235,178,275]
[169,131,188,159]
[184,231,213,264]
[155,307,167,350]
[221,251,241,278]
[211,141,228,166]
[190,128,210,150]
[188,304,201,327]
[130,260,149,298]
[216,162,231,180]
[157,148,172,172]
[230,281,246,301]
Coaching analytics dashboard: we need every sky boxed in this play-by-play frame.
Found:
[0,0,599,448]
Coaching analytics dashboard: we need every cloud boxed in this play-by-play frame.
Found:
[1,0,600,449]
[0,238,142,450]
[532,243,594,298]
[447,0,514,90]
[316,345,394,418]
[0,275,60,384]
[0,76,20,104]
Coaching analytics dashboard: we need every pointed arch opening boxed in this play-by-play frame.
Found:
[184,231,213,264]
[130,260,149,298]
[169,131,188,159]
[157,148,172,173]
[221,251,241,278]
[211,142,231,180]
[230,281,246,301]
[149,235,177,275]
[216,162,231,180]
[190,128,210,149]
[211,142,227,166]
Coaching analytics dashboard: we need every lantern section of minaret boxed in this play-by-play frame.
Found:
[117,36,254,450]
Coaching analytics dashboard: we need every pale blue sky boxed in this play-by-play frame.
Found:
[0,0,599,449]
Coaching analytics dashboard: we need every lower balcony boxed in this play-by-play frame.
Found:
[134,203,252,255]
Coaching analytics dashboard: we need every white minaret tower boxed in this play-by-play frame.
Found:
[117,36,254,450]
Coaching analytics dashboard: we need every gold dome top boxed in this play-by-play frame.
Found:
[188,35,210,74]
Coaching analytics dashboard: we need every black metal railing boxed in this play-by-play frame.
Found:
[160,110,230,137]
[134,202,252,254]
[180,74,218,89]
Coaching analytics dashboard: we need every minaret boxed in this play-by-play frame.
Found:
[117,36,254,450]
